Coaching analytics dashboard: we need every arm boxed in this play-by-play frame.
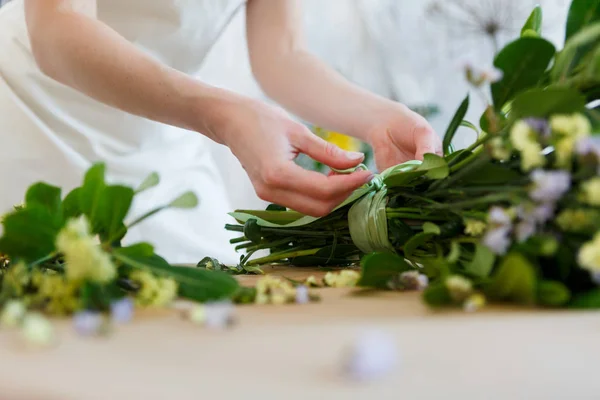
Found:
[246,0,442,170]
[24,0,372,216]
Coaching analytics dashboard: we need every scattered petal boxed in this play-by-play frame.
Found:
[110,298,135,324]
[73,312,104,336]
[295,285,310,304]
[342,330,398,381]
[204,301,235,329]
[22,313,54,346]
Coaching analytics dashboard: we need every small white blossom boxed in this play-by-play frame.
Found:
[576,136,600,158]
[483,226,512,255]
[0,300,26,328]
[342,330,398,381]
[295,285,310,304]
[22,313,54,346]
[529,169,571,203]
[445,275,473,302]
[204,301,235,329]
[488,207,512,226]
[398,271,429,291]
[515,220,536,243]
[73,312,104,336]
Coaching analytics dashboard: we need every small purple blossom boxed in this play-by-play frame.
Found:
[525,118,551,138]
[576,136,600,159]
[204,301,235,329]
[592,272,600,286]
[488,207,512,226]
[529,169,571,203]
[110,298,134,324]
[73,312,104,336]
[343,330,398,381]
[398,271,429,291]
[295,285,310,304]
[515,220,536,243]
[483,226,512,255]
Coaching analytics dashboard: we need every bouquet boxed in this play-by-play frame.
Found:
[225,1,600,309]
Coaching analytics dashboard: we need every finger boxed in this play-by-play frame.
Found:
[292,127,365,170]
[415,130,442,160]
[283,163,373,200]
[256,185,357,217]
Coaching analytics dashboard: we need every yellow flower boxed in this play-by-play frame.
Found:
[557,209,600,233]
[2,261,29,297]
[555,137,575,168]
[520,142,545,171]
[463,293,486,312]
[130,270,178,307]
[304,275,319,287]
[581,177,600,206]
[22,313,54,347]
[578,233,600,272]
[510,120,535,150]
[0,300,26,328]
[324,270,360,288]
[489,137,511,161]
[56,216,116,283]
[35,274,81,315]
[315,127,362,153]
[550,113,591,138]
[445,275,473,302]
[254,275,296,305]
[464,219,487,237]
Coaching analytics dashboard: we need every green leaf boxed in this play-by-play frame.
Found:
[423,283,453,307]
[521,5,543,37]
[492,37,556,109]
[459,162,522,186]
[243,219,262,244]
[422,222,441,235]
[389,219,416,247]
[0,205,63,261]
[357,252,412,288]
[443,95,469,155]
[485,253,537,304]
[403,232,437,259]
[569,289,600,308]
[169,191,199,209]
[566,0,600,40]
[384,154,448,186]
[553,23,600,82]
[113,251,239,302]
[464,245,496,278]
[135,172,160,194]
[537,280,571,307]
[291,245,359,267]
[25,183,62,217]
[61,188,83,220]
[115,243,155,258]
[511,86,587,118]
[447,241,461,264]
[79,163,107,223]
[96,185,134,242]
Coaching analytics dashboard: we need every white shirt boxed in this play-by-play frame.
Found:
[0,0,246,264]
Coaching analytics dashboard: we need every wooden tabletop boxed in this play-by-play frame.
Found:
[1,266,599,400]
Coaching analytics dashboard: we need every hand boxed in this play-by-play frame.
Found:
[215,98,374,217]
[368,105,443,172]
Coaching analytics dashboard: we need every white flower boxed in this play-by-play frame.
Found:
[576,136,600,158]
[56,216,116,283]
[483,226,512,255]
[397,271,429,291]
[73,312,105,336]
[529,169,571,203]
[204,301,235,329]
[342,330,397,381]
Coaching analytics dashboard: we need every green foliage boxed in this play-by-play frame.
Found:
[358,252,412,288]
[521,5,543,37]
[510,87,587,118]
[566,0,600,40]
[443,95,469,156]
[485,253,537,305]
[492,37,556,109]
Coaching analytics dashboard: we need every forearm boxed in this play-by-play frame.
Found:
[252,50,405,141]
[26,8,237,142]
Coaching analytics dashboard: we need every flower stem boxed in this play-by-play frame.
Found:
[245,248,321,266]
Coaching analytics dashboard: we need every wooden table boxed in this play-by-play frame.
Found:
[1,266,599,400]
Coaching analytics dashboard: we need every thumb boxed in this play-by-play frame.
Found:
[294,128,365,170]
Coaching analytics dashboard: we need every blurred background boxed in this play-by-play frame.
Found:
[0,0,572,210]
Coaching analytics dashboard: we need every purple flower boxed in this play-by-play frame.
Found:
[517,203,555,225]
[515,220,536,243]
[592,272,600,286]
[483,226,512,255]
[204,301,235,329]
[488,207,512,226]
[529,170,571,203]
[576,136,600,158]
[525,118,551,138]
[295,285,310,304]
[398,271,429,291]
[73,312,104,336]
[343,330,398,381]
[110,298,134,324]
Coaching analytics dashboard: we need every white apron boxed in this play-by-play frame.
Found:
[0,0,246,264]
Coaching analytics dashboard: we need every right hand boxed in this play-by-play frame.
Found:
[214,98,374,217]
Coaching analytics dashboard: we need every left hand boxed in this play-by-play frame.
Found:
[368,105,443,172]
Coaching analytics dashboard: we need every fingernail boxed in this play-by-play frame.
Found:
[346,151,365,160]
[365,173,375,182]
